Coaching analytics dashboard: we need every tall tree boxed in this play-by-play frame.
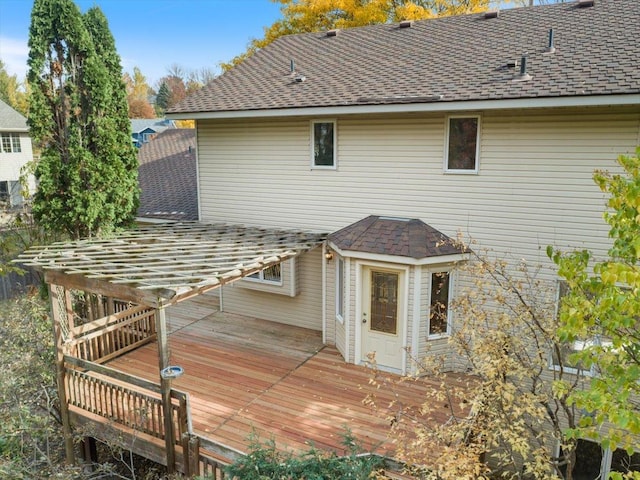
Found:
[123,67,155,118]
[154,74,186,115]
[27,0,138,239]
[550,147,640,453]
[222,0,491,70]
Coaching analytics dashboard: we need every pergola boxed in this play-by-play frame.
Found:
[19,221,327,308]
[17,221,326,474]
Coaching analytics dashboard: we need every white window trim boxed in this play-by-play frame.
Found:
[443,114,480,174]
[336,257,345,324]
[427,269,454,340]
[1,133,21,153]
[310,119,337,170]
[243,264,284,287]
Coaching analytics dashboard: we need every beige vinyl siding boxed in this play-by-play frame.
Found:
[198,107,639,274]
[197,106,638,357]
[219,248,323,331]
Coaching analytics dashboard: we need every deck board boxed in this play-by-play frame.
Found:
[107,296,465,461]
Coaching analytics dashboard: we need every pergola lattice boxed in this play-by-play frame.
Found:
[18,221,327,307]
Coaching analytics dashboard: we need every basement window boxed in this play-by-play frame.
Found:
[444,115,479,173]
[311,120,337,169]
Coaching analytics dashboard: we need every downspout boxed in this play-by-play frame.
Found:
[321,243,327,344]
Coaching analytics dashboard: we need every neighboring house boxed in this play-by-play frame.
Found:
[130,118,176,148]
[137,128,198,221]
[0,99,35,208]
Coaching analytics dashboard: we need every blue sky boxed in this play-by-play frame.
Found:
[0,0,282,87]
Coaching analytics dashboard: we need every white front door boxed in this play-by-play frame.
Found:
[361,266,404,371]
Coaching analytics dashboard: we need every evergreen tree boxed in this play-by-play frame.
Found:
[27,0,138,239]
[155,81,171,115]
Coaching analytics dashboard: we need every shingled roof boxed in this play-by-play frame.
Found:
[328,216,465,260]
[170,0,639,117]
[0,99,28,131]
[137,129,198,221]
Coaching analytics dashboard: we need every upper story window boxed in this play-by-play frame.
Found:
[428,271,453,338]
[246,263,282,286]
[311,120,336,169]
[1,133,21,153]
[444,115,479,173]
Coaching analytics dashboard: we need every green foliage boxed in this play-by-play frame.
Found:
[225,430,384,479]
[0,295,61,477]
[27,0,139,239]
[0,59,28,115]
[549,147,640,452]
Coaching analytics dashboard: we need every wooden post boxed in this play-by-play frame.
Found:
[156,307,176,474]
[49,284,76,464]
[81,436,98,464]
[181,433,200,478]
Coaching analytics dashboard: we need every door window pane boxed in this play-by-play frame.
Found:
[370,271,398,335]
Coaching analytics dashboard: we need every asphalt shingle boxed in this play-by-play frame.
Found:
[328,215,465,259]
[137,129,198,221]
[170,0,640,115]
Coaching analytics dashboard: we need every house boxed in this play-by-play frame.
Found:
[137,128,198,222]
[167,0,639,474]
[0,99,35,208]
[168,0,639,373]
[130,118,176,148]
[16,0,640,476]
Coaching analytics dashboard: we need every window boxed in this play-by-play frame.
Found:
[246,263,282,285]
[560,439,640,479]
[0,181,8,203]
[336,257,345,323]
[1,133,21,153]
[429,271,452,337]
[445,115,479,173]
[551,280,611,375]
[311,120,336,168]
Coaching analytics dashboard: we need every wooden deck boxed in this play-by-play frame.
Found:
[106,294,460,461]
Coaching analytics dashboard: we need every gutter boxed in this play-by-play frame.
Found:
[167,93,640,121]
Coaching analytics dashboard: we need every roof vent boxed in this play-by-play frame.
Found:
[513,54,532,82]
[484,9,499,19]
[326,29,339,37]
[290,59,295,73]
[544,28,556,54]
[576,0,595,7]
[399,20,413,28]
[294,74,306,83]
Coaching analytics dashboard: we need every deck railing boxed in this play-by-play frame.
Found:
[64,356,187,444]
[69,304,157,364]
[63,357,243,478]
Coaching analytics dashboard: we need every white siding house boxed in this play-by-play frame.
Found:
[168,0,640,382]
[0,99,35,208]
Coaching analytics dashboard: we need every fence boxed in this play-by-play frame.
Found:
[0,268,38,301]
